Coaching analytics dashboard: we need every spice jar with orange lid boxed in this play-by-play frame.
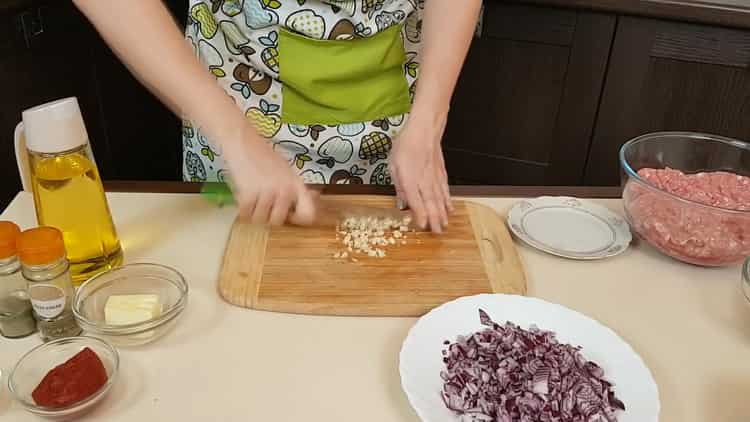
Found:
[0,221,36,338]
[17,226,81,341]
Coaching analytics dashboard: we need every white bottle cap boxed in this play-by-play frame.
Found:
[21,97,89,154]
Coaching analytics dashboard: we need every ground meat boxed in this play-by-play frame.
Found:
[624,168,750,266]
[441,310,625,422]
[637,168,750,211]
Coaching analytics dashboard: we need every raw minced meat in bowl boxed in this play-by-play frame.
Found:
[620,132,750,266]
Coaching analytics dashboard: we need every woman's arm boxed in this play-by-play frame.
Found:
[415,0,482,117]
[391,0,482,233]
[72,0,315,225]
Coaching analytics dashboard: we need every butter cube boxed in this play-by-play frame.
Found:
[104,294,162,325]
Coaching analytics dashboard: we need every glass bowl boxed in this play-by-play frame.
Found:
[8,336,119,420]
[620,132,750,266]
[72,263,188,346]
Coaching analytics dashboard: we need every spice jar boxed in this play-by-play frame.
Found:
[0,221,36,338]
[17,227,82,341]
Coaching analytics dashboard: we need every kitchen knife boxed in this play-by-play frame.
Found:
[200,182,414,229]
[309,197,412,229]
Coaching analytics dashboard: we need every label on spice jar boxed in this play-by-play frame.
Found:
[28,284,66,319]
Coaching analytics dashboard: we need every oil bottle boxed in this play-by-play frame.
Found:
[20,98,123,285]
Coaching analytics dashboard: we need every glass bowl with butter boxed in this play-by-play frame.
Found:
[72,263,188,346]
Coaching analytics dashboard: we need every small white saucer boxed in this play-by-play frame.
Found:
[507,196,632,260]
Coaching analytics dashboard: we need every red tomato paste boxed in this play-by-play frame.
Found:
[32,347,108,408]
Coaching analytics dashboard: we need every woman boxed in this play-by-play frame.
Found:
[72,0,481,233]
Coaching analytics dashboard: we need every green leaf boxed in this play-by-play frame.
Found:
[211,68,226,78]
[406,62,418,78]
[201,147,215,162]
[263,0,281,9]
[299,154,312,162]
[295,158,305,169]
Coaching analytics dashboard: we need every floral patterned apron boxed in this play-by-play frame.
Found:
[182,0,423,185]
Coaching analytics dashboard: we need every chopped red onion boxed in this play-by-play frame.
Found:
[441,309,626,422]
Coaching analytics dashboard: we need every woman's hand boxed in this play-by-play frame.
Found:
[390,0,480,232]
[390,109,453,233]
[223,127,316,226]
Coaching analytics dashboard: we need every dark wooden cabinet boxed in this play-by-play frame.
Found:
[0,3,102,207]
[90,0,186,182]
[0,1,186,209]
[4,0,750,207]
[585,16,750,185]
[443,4,615,185]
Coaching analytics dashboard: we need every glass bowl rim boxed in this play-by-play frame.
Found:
[743,257,750,301]
[7,335,119,415]
[72,263,188,336]
[619,131,750,215]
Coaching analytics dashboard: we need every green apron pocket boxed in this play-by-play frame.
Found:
[279,24,411,126]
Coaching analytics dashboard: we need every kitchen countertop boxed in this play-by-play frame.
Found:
[3,0,750,29]
[1,186,748,422]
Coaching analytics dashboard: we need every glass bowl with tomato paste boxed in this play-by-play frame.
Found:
[620,132,750,266]
[8,336,119,419]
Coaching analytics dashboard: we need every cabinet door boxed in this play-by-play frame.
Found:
[0,3,104,208]
[586,16,750,186]
[89,0,187,181]
[443,4,615,185]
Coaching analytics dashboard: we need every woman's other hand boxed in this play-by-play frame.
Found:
[390,109,453,233]
[223,127,316,226]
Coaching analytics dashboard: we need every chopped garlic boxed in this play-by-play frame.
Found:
[332,214,413,260]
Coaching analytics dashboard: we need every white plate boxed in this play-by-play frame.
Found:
[399,294,660,422]
[507,196,632,260]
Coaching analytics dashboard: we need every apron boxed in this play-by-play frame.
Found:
[182,0,424,185]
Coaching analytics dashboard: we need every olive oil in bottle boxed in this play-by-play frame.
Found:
[21,98,123,285]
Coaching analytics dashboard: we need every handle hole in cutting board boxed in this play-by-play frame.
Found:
[482,236,505,263]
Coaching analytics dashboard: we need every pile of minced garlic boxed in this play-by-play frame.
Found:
[333,215,415,260]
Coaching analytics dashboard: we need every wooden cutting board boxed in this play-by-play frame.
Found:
[218,195,526,317]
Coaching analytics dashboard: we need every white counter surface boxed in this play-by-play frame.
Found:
[1,192,748,421]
